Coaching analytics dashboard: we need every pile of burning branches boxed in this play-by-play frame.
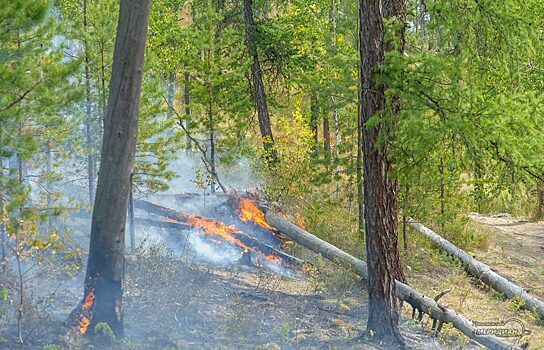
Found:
[133,195,308,275]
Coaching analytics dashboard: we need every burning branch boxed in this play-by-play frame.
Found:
[134,199,307,272]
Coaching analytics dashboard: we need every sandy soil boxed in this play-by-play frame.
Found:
[469,213,544,299]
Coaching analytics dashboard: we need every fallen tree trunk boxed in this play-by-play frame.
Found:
[408,219,544,320]
[134,200,307,271]
[134,216,192,231]
[265,210,523,350]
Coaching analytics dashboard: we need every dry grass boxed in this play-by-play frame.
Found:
[404,219,544,349]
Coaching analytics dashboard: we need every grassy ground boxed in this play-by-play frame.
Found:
[403,220,544,349]
[285,193,544,349]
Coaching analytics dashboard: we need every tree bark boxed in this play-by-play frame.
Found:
[166,72,175,120]
[243,0,278,163]
[323,115,331,154]
[264,210,524,350]
[78,0,151,337]
[359,0,405,344]
[310,92,319,146]
[537,179,544,219]
[330,0,340,196]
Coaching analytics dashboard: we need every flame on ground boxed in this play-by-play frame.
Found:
[236,198,275,231]
[177,212,283,265]
[183,214,251,253]
[78,288,95,335]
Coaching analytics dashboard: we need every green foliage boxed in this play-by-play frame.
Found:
[41,345,62,350]
[94,322,115,343]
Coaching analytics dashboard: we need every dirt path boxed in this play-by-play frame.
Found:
[470,213,544,299]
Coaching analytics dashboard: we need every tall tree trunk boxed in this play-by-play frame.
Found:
[323,115,331,154]
[0,223,5,273]
[208,78,216,194]
[166,73,175,120]
[538,179,544,219]
[331,0,340,196]
[0,160,6,271]
[439,155,445,230]
[359,0,405,345]
[184,72,192,149]
[78,0,151,336]
[243,0,278,163]
[402,183,409,251]
[83,0,95,205]
[46,140,54,232]
[310,92,319,146]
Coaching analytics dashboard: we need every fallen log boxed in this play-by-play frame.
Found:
[264,210,523,350]
[408,219,544,320]
[134,200,307,272]
[135,216,192,231]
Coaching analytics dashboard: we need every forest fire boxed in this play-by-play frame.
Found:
[77,287,95,334]
[181,213,251,253]
[134,198,307,274]
[235,197,275,231]
[177,212,285,264]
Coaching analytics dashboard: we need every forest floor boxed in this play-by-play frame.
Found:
[0,213,466,350]
[405,213,544,350]
[3,210,543,349]
[0,247,463,350]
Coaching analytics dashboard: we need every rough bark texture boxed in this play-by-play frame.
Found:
[264,211,523,350]
[408,219,544,319]
[359,0,405,344]
[243,0,278,163]
[80,0,151,337]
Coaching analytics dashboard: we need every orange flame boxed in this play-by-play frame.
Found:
[78,288,95,334]
[237,198,274,230]
[178,213,284,265]
[183,214,251,253]
[264,254,282,263]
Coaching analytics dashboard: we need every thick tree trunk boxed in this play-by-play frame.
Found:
[408,219,544,319]
[243,0,278,163]
[359,0,405,344]
[264,211,523,350]
[78,0,151,337]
